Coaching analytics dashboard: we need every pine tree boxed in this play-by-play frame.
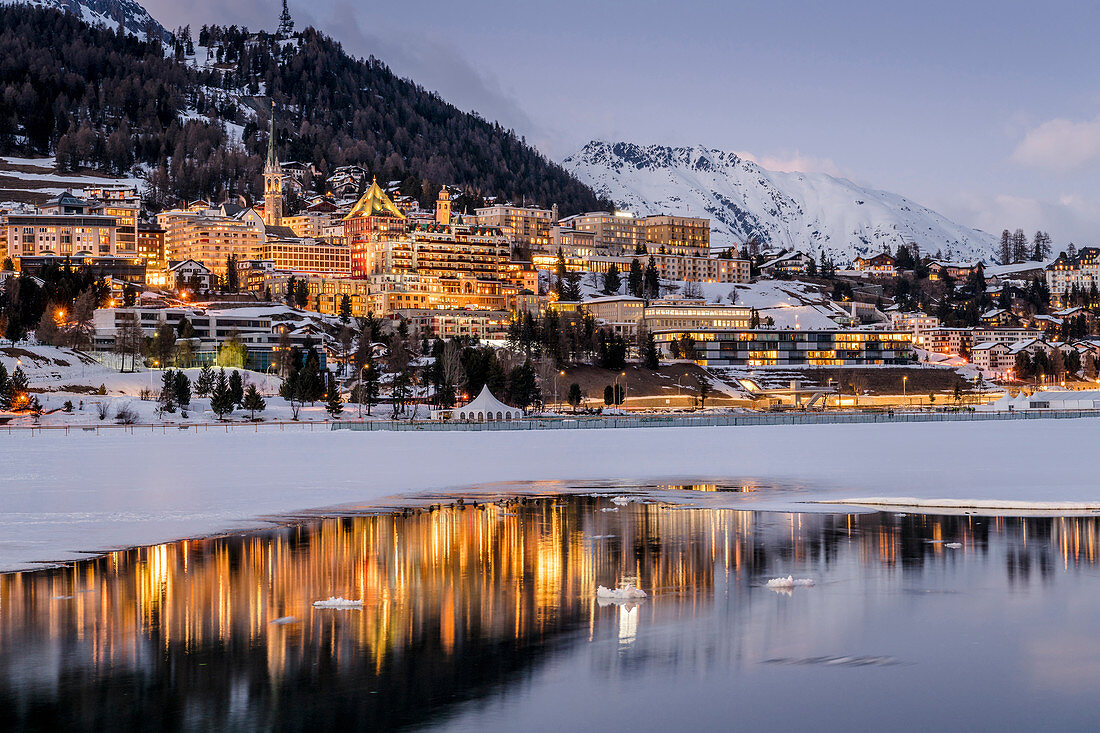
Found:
[159,369,176,412]
[1032,231,1051,261]
[324,372,343,418]
[209,368,234,419]
[285,276,297,307]
[999,229,1012,265]
[10,367,28,396]
[644,256,660,300]
[195,364,214,396]
[506,358,540,411]
[228,369,244,406]
[0,363,10,410]
[242,383,266,420]
[1011,229,1028,264]
[174,370,191,407]
[696,374,711,408]
[225,254,239,292]
[302,340,325,403]
[567,383,583,412]
[339,294,351,323]
[628,258,644,298]
[642,330,660,370]
[554,250,568,296]
[603,263,621,295]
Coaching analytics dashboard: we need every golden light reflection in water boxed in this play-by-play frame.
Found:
[1,500,1100,729]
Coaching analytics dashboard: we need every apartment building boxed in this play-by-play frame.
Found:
[84,187,140,256]
[157,210,262,276]
[394,309,511,340]
[1047,247,1100,306]
[90,304,328,370]
[642,215,710,256]
[558,212,645,255]
[474,204,553,251]
[1,193,118,259]
[260,238,351,274]
[137,223,166,267]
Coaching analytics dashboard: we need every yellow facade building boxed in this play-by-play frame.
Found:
[643,214,710,256]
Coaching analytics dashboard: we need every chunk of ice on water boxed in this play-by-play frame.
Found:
[944,542,963,549]
[610,496,636,505]
[270,616,299,624]
[596,584,647,600]
[312,597,364,609]
[764,576,815,589]
[600,507,619,512]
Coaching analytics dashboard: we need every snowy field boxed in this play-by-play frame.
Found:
[1,418,1098,571]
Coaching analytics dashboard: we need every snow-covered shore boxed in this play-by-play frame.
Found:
[1,418,1097,571]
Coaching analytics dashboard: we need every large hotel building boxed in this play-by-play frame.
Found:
[0,193,119,259]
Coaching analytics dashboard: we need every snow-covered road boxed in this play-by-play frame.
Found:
[1,419,1097,571]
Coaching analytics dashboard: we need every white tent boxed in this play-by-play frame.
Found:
[978,392,1013,412]
[454,386,523,422]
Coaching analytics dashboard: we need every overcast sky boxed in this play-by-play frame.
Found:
[145,0,1100,246]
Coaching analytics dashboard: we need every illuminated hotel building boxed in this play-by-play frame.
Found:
[0,192,118,259]
[136,223,166,267]
[642,214,710,256]
[558,211,645,255]
[157,211,262,277]
[395,308,512,340]
[1047,247,1100,307]
[536,249,748,284]
[656,327,914,366]
[343,180,409,276]
[85,186,140,256]
[259,238,351,274]
[474,204,553,251]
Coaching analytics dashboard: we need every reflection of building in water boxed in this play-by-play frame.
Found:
[1,505,1099,728]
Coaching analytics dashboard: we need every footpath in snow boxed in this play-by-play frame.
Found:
[0,418,1098,571]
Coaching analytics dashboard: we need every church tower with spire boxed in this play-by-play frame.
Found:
[263,101,283,227]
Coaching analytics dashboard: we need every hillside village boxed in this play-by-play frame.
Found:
[3,7,1100,427]
[3,142,1099,427]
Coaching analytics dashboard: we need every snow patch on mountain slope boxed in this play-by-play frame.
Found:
[563,141,997,264]
[4,0,169,42]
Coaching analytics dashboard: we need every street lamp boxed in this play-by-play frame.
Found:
[554,370,564,410]
[613,371,627,408]
[149,360,158,394]
[903,375,908,405]
[357,361,370,419]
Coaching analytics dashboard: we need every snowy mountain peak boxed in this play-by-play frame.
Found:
[6,0,169,42]
[563,140,996,263]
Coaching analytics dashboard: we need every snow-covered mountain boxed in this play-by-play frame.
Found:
[563,141,997,263]
[5,0,169,41]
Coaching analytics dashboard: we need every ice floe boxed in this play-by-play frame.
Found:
[312,597,364,609]
[597,584,647,601]
[764,576,815,589]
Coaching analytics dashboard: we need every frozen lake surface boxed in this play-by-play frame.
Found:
[2,418,1100,570]
[2,496,1100,730]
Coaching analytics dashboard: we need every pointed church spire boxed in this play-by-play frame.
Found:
[266,100,278,171]
[263,100,283,226]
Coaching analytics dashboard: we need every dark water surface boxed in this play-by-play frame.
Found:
[2,495,1100,731]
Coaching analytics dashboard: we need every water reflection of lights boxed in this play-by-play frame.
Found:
[2,502,1100,729]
